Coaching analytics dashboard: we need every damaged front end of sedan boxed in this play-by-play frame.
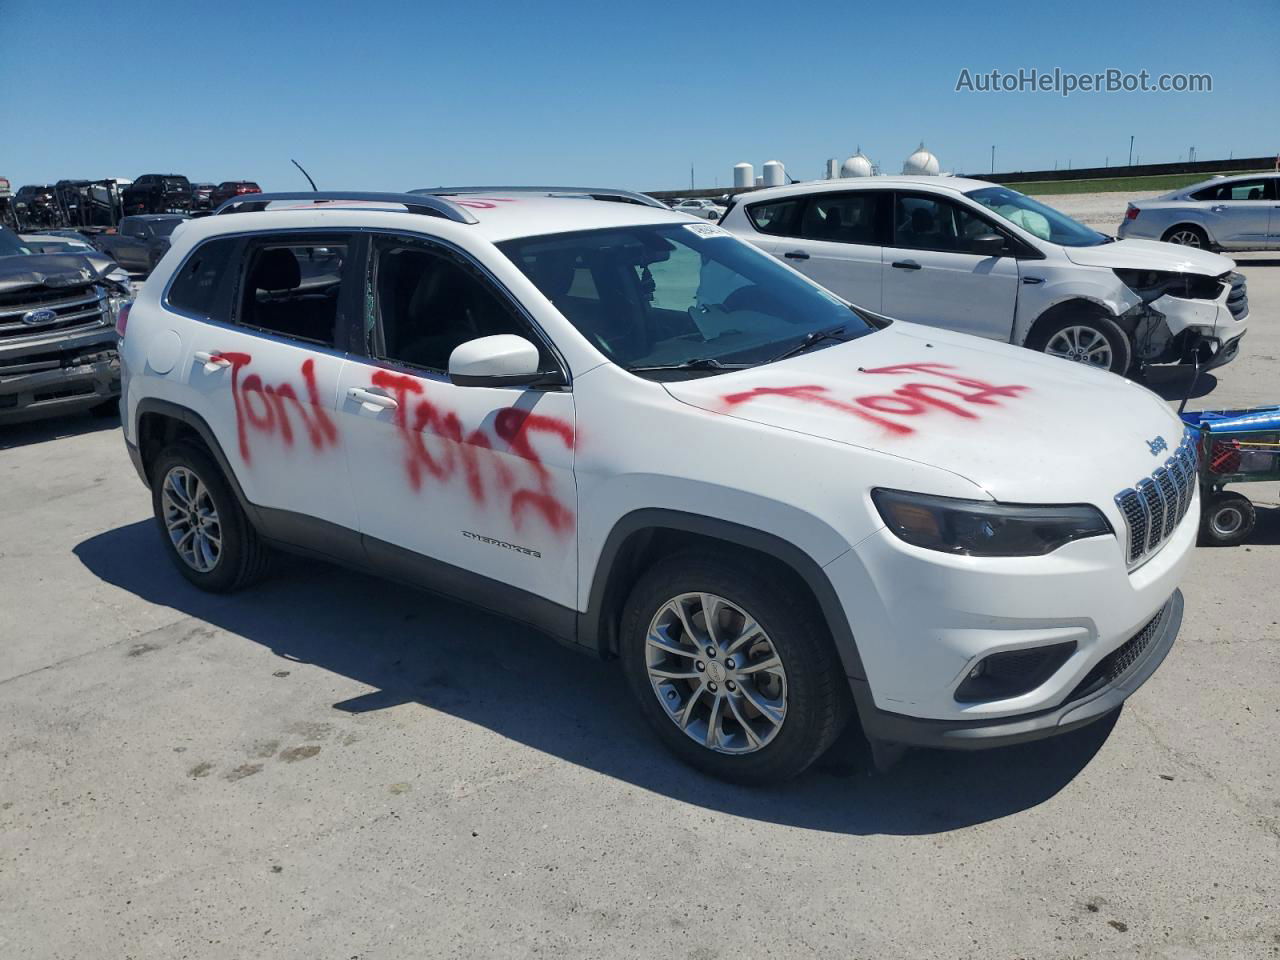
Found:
[0,251,133,424]
[1116,268,1248,371]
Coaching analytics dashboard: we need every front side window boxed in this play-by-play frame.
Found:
[369,236,549,373]
[0,229,30,256]
[965,186,1108,246]
[797,192,885,245]
[499,223,875,376]
[894,194,1002,252]
[167,237,239,317]
[237,238,350,345]
[745,198,803,237]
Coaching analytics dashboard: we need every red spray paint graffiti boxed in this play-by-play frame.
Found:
[218,352,339,463]
[369,369,575,534]
[214,354,577,535]
[721,363,1028,436]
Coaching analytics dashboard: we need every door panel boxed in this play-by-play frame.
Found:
[338,363,577,607]
[180,234,360,531]
[882,192,1019,339]
[340,233,578,608]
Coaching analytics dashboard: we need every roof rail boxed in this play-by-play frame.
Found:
[212,191,478,224]
[409,186,668,210]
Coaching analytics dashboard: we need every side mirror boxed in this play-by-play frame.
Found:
[971,233,1007,256]
[448,334,564,388]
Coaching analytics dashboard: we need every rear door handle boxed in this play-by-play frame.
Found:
[891,260,922,270]
[348,387,398,410]
[783,250,810,260]
[193,351,230,368]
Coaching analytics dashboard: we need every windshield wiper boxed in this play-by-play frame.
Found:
[625,357,753,373]
[765,324,849,364]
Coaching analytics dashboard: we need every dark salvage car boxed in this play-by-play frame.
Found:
[0,227,132,424]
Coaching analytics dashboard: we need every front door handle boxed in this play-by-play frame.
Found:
[348,387,398,410]
[891,260,922,270]
[193,351,230,368]
[1210,205,1228,213]
[783,250,810,260]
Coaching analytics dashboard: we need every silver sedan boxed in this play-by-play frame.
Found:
[1117,172,1280,251]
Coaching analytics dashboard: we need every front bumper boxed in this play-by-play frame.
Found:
[825,486,1196,737]
[0,327,120,423]
[852,590,1181,749]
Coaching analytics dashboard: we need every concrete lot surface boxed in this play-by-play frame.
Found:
[2,229,1278,957]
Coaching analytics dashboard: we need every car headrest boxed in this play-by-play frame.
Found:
[251,247,301,292]
[909,207,934,233]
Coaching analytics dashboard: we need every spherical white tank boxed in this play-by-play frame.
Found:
[902,143,940,176]
[733,163,754,189]
[762,161,785,186]
[840,153,873,178]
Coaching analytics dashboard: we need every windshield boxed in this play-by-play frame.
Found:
[150,218,186,238]
[0,229,31,257]
[965,186,1109,247]
[498,223,876,376]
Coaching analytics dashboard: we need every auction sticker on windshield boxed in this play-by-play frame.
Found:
[684,222,730,239]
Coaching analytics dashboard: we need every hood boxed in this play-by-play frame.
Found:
[663,322,1186,504]
[0,252,126,295]
[1062,238,1233,276]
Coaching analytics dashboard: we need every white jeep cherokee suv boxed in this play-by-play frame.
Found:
[119,188,1197,783]
[720,177,1249,375]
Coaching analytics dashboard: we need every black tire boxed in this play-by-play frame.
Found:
[1161,224,1210,249]
[1027,309,1133,376]
[149,442,272,591]
[619,551,851,785]
[1198,491,1255,547]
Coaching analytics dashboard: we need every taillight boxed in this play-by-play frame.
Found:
[115,300,132,337]
[1125,206,1140,221]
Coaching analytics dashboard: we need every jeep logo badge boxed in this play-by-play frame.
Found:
[1147,435,1168,456]
[20,308,58,326]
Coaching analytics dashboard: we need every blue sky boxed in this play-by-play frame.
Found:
[3,0,1277,192]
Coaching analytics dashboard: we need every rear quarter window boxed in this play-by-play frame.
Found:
[746,198,804,237]
[167,237,239,318]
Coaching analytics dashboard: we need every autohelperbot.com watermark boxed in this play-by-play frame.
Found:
[955,67,1212,97]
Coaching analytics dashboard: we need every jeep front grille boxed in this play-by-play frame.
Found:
[1114,429,1198,568]
[1225,271,1248,321]
[0,285,109,341]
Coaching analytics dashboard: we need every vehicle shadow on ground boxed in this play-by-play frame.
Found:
[1138,366,1218,404]
[0,410,119,451]
[76,520,1116,836]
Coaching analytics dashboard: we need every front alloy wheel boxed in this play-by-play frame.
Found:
[1165,228,1204,247]
[1044,324,1115,369]
[645,592,788,754]
[620,553,850,784]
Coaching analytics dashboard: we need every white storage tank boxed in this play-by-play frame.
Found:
[762,160,785,186]
[840,152,873,178]
[754,176,764,187]
[902,143,940,176]
[733,163,754,188]
[825,158,840,180]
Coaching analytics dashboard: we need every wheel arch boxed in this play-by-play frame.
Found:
[576,508,867,681]
[1025,296,1133,346]
[135,399,259,523]
[1161,220,1216,246]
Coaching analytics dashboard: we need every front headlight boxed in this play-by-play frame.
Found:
[871,489,1112,557]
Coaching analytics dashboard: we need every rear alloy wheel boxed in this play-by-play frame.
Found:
[1030,311,1132,375]
[620,553,849,784]
[1162,225,1209,248]
[150,443,272,592]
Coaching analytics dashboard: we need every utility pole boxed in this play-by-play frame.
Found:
[690,163,695,191]
[990,145,995,174]
[1128,135,1134,166]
